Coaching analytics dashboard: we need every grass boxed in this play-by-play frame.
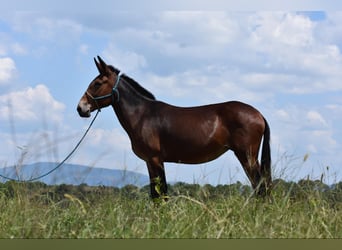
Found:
[1,180,342,238]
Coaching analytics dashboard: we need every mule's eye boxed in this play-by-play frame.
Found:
[94,82,102,88]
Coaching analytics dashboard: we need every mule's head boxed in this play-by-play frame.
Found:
[77,56,120,117]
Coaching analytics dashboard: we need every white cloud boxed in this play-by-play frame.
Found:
[0,84,65,122]
[316,12,342,43]
[97,11,342,97]
[249,12,314,48]
[103,43,147,73]
[11,13,83,44]
[306,110,328,128]
[0,57,16,84]
[245,12,342,93]
[0,33,28,56]
[79,44,89,55]
[275,109,290,121]
[5,11,341,96]
[326,104,342,114]
[0,46,6,56]
[154,12,241,54]
[11,43,27,55]
[86,128,130,151]
[64,126,138,172]
[270,106,338,157]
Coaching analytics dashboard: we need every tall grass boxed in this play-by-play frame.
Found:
[0,181,341,238]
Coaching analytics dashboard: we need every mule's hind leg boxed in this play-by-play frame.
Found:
[146,157,168,200]
[233,150,266,196]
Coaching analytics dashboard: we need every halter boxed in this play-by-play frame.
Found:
[86,73,121,109]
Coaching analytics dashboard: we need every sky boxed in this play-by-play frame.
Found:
[0,1,342,186]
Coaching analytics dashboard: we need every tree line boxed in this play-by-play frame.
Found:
[1,179,342,207]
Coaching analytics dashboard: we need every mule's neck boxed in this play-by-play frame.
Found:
[111,78,153,136]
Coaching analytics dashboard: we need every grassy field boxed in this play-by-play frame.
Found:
[0,180,342,238]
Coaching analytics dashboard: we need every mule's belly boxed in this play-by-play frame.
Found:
[162,141,229,164]
[160,115,230,164]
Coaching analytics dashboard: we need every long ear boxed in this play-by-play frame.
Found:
[94,57,102,74]
[97,56,108,73]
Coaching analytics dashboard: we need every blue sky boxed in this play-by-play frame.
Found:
[1,2,342,185]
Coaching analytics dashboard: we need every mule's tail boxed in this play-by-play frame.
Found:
[260,117,272,195]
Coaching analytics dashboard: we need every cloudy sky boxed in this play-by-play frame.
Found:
[0,1,342,185]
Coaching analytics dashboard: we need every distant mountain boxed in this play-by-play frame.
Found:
[0,162,149,187]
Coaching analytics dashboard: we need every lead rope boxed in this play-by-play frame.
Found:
[0,109,101,182]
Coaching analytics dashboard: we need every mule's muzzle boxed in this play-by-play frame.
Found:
[77,100,91,118]
[77,107,89,117]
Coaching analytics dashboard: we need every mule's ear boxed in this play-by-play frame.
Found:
[96,56,111,75]
[97,56,107,69]
[94,57,102,74]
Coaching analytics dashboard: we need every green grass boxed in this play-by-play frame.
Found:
[0,180,342,238]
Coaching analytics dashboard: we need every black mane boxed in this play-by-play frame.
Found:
[108,65,120,75]
[121,74,156,100]
[108,64,156,100]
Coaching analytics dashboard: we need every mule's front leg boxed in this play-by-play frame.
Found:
[146,157,168,200]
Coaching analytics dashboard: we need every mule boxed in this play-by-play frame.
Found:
[77,56,272,199]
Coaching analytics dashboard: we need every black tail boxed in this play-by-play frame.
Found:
[260,117,272,195]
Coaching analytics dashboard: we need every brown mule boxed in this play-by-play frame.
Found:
[77,56,272,199]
